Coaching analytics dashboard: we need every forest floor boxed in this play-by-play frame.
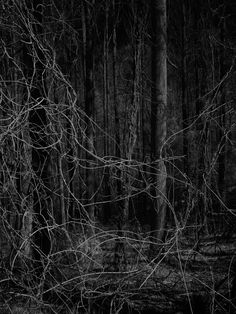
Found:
[0,225,236,313]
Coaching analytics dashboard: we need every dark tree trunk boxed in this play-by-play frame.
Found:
[193,2,209,233]
[150,0,167,249]
[181,0,189,176]
[102,0,111,223]
[112,0,122,221]
[82,0,95,228]
[217,16,226,202]
[23,0,51,272]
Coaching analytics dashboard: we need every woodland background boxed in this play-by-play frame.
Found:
[0,0,236,313]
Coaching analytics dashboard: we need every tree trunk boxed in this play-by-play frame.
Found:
[102,0,111,223]
[181,0,189,176]
[124,19,142,222]
[217,16,226,203]
[112,0,122,221]
[150,0,167,248]
[193,3,209,234]
[82,0,95,230]
[23,0,51,273]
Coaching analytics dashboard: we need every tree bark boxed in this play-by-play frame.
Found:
[217,15,226,202]
[181,0,189,176]
[112,0,123,222]
[23,0,51,272]
[82,0,95,229]
[102,0,111,223]
[150,0,167,248]
[124,16,142,222]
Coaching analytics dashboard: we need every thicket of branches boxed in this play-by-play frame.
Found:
[0,0,235,313]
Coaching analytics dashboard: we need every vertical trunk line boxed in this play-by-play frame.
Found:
[82,0,95,228]
[181,0,189,176]
[150,0,167,249]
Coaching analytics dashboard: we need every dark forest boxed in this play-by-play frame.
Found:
[0,0,236,313]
